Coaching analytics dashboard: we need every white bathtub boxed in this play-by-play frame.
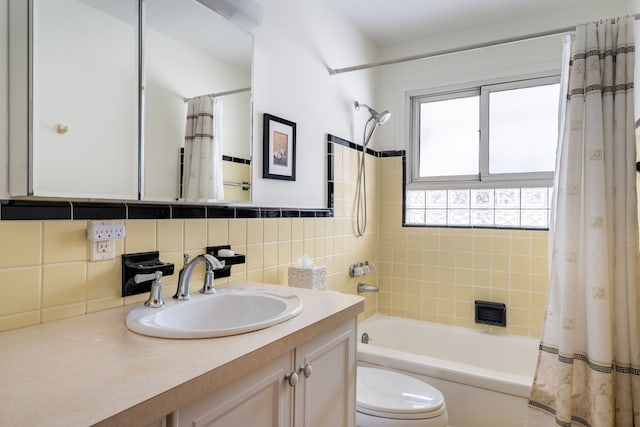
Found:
[357,315,539,427]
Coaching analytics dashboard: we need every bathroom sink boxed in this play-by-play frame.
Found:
[126,288,303,339]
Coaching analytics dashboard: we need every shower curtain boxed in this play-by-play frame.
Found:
[182,96,224,201]
[525,17,640,427]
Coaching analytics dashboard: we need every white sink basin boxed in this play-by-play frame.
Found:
[126,287,303,339]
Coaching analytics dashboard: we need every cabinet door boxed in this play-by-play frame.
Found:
[144,418,167,427]
[174,352,294,427]
[294,319,356,427]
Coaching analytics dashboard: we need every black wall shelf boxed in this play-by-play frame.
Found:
[206,245,246,279]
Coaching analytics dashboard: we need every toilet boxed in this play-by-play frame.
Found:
[356,366,448,427]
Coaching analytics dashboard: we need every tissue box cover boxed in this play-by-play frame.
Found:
[288,266,326,290]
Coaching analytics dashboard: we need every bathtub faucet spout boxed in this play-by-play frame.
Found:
[358,283,379,293]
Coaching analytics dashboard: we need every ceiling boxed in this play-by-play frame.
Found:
[79,0,252,70]
[324,0,604,47]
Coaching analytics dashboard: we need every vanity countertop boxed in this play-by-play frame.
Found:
[0,282,364,427]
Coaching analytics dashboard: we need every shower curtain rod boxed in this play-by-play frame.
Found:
[183,87,251,103]
[329,13,640,75]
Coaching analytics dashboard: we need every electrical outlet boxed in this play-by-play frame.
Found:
[86,221,123,261]
[87,221,126,241]
[90,239,114,261]
[97,241,110,253]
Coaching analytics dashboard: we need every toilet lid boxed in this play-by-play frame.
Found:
[357,367,446,420]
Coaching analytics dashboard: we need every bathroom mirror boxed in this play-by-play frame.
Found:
[8,0,253,203]
[143,0,253,202]
[9,0,140,199]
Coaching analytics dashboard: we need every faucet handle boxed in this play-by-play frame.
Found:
[134,270,162,284]
[183,253,191,265]
[202,253,226,270]
[200,266,216,294]
[137,271,165,308]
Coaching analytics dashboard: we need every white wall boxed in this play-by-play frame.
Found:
[251,0,378,208]
[371,0,638,152]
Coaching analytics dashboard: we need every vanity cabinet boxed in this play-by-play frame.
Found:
[172,319,356,427]
[293,319,356,427]
[172,352,293,427]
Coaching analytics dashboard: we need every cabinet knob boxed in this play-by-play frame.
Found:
[300,363,313,378]
[286,372,299,387]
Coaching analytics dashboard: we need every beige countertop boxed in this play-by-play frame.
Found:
[0,282,364,427]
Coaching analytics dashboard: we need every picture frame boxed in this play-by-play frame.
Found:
[263,113,296,181]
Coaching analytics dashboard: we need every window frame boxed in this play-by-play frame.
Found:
[408,74,560,191]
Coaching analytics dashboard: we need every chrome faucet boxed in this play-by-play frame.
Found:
[135,271,165,308]
[174,254,225,300]
[357,283,379,293]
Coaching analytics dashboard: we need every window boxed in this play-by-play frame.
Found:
[406,187,553,228]
[407,76,560,228]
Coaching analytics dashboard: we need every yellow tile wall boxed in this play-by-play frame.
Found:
[0,147,549,338]
[0,144,378,332]
[222,161,251,202]
[377,156,549,338]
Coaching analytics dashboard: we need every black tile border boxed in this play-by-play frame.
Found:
[327,181,334,210]
[330,134,375,156]
[171,205,206,219]
[379,150,405,158]
[315,209,333,218]
[402,153,407,226]
[327,133,399,158]
[0,134,403,222]
[0,200,72,220]
[74,202,126,220]
[0,199,334,221]
[235,207,261,218]
[281,209,300,218]
[260,208,281,218]
[207,206,236,218]
[222,155,251,165]
[127,204,171,220]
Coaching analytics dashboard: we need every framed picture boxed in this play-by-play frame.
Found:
[263,113,296,181]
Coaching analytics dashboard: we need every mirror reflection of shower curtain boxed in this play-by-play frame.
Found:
[182,96,224,201]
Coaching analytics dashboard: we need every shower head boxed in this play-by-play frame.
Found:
[355,101,391,125]
[376,110,391,125]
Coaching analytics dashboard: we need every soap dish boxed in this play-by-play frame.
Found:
[121,251,175,297]
[218,248,235,257]
[206,245,246,278]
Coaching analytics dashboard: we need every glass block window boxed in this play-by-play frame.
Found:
[406,187,552,229]
[427,190,447,207]
[471,189,494,208]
